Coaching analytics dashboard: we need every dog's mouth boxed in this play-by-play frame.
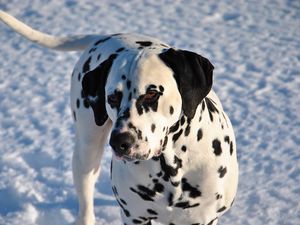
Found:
[112,147,162,162]
[113,151,148,161]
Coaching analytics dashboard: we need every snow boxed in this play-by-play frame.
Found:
[0,0,299,224]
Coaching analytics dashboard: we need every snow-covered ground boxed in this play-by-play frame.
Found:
[0,0,299,224]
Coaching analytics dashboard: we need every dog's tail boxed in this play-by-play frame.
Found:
[0,10,101,51]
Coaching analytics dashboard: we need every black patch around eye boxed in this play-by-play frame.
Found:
[136,41,153,47]
[108,91,123,110]
[135,92,160,115]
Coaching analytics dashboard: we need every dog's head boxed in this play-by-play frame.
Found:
[82,47,213,161]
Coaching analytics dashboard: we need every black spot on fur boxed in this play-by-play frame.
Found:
[97,54,101,61]
[212,139,222,156]
[132,219,143,224]
[120,199,127,205]
[169,121,180,133]
[181,178,202,198]
[216,193,222,200]
[151,124,156,133]
[169,106,174,115]
[180,116,186,125]
[172,129,183,143]
[128,92,132,101]
[181,145,187,152]
[197,129,203,141]
[174,201,200,209]
[116,198,130,217]
[224,136,230,144]
[147,209,158,215]
[126,80,131,90]
[205,98,219,122]
[89,47,97,54]
[217,206,227,213]
[83,57,92,73]
[184,122,191,136]
[112,186,118,196]
[154,183,164,193]
[94,36,111,45]
[159,85,164,92]
[171,181,180,187]
[168,193,174,206]
[136,41,153,47]
[73,111,76,121]
[116,47,125,52]
[207,218,218,225]
[230,141,234,155]
[78,72,81,81]
[130,187,154,202]
[162,136,168,151]
[160,154,181,182]
[218,166,227,178]
[76,99,80,109]
[121,75,126,80]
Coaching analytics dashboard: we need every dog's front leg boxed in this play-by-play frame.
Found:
[72,120,112,225]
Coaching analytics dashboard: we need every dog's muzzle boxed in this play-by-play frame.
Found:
[109,131,135,158]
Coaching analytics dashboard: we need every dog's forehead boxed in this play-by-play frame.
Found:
[106,50,174,94]
[134,53,174,89]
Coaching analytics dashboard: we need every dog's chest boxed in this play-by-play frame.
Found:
[110,148,223,224]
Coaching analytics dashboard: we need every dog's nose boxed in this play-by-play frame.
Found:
[109,131,135,155]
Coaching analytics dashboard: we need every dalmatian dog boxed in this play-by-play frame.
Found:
[0,11,238,225]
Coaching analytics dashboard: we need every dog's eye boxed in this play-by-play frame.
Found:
[143,90,159,103]
[108,92,122,108]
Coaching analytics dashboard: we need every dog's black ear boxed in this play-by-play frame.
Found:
[82,54,117,126]
[159,48,214,119]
